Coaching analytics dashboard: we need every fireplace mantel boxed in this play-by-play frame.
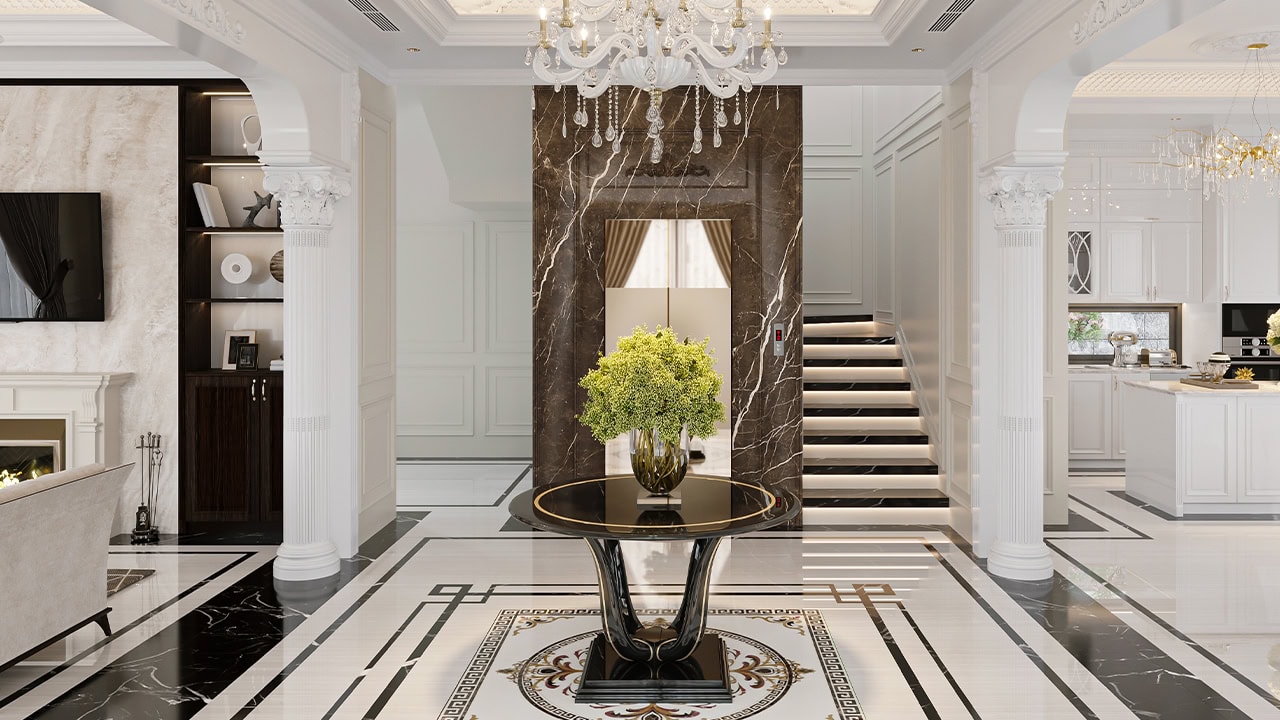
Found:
[0,373,133,469]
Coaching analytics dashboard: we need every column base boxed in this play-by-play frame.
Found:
[273,541,341,582]
[987,539,1053,581]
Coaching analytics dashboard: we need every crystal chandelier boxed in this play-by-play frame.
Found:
[526,0,786,162]
[1154,42,1280,200]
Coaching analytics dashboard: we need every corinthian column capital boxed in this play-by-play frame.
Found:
[263,167,352,227]
[980,167,1064,229]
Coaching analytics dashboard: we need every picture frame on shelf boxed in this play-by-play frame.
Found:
[193,182,230,228]
[222,329,257,370]
[236,343,260,371]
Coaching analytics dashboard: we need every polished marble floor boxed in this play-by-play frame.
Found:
[3,465,1280,718]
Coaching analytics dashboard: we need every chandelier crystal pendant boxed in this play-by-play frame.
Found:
[526,0,786,162]
[1154,42,1280,201]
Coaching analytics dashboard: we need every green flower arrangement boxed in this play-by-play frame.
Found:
[579,326,726,446]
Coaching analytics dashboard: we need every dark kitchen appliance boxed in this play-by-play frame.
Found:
[1221,303,1280,379]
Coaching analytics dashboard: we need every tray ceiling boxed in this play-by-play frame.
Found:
[441,0,880,16]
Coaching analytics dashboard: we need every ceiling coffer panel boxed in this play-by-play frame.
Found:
[927,0,974,32]
[347,0,400,31]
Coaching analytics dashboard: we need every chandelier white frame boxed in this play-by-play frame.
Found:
[526,0,786,161]
[1153,42,1280,201]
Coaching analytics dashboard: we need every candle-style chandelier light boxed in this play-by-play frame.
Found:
[1153,42,1280,200]
[526,0,786,162]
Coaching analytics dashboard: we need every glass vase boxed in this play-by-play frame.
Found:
[629,427,690,495]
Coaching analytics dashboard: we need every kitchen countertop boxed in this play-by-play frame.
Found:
[1126,380,1280,395]
[1069,364,1192,374]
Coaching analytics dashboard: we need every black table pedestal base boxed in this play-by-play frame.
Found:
[575,632,733,704]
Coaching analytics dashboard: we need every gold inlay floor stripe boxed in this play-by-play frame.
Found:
[533,476,780,530]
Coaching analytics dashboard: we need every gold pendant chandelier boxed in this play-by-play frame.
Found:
[1154,42,1280,200]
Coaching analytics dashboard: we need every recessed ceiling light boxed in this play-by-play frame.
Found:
[406,47,422,53]
[911,47,925,53]
[1171,116,1182,121]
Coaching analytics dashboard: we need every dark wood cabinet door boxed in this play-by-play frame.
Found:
[183,375,258,523]
[258,375,285,521]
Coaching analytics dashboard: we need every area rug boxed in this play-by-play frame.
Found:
[440,609,863,720]
[107,568,155,596]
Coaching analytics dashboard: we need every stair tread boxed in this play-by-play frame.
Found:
[805,428,927,437]
[803,337,897,345]
[804,381,912,391]
[803,314,873,324]
[804,457,939,466]
[803,488,948,499]
[804,359,905,367]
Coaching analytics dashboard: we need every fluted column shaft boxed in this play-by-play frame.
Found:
[981,166,1063,582]
[263,168,351,582]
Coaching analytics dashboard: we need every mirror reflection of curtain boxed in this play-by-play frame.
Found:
[0,195,69,319]
[702,220,732,286]
[605,219,651,288]
[0,242,37,319]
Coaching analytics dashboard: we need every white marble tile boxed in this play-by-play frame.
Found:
[395,461,529,506]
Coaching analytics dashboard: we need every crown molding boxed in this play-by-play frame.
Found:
[1071,0,1146,45]
[0,14,165,44]
[1074,68,1280,97]
[392,0,920,46]
[0,58,229,76]
[237,0,391,80]
[0,0,100,12]
[947,0,1075,80]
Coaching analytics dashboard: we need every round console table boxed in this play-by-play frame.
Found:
[508,474,798,704]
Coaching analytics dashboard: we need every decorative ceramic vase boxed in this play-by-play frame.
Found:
[629,426,690,495]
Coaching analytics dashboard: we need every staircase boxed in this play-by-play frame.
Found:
[802,315,950,525]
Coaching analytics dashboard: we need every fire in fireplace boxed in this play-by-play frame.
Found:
[0,441,60,487]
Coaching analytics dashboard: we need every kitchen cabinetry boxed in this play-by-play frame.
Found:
[1067,371,1149,462]
[1097,222,1201,303]
[1221,193,1280,302]
[182,372,283,526]
[1126,382,1280,514]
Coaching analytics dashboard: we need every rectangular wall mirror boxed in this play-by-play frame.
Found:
[603,219,733,476]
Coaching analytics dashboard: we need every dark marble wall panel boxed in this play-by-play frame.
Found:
[532,86,803,508]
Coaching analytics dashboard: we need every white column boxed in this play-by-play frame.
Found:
[263,168,352,582]
[980,167,1062,582]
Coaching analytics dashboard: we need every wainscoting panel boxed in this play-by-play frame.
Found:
[802,86,863,157]
[874,161,895,322]
[398,223,474,355]
[485,223,534,355]
[486,366,534,436]
[396,366,475,437]
[803,169,864,306]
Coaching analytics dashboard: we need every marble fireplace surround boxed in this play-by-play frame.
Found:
[532,86,803,505]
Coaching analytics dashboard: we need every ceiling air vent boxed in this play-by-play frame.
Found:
[927,0,975,32]
[348,0,401,31]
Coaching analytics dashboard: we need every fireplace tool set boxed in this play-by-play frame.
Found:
[131,432,163,544]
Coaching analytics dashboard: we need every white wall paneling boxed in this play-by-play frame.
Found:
[803,86,864,157]
[803,169,865,307]
[398,223,475,355]
[942,86,975,519]
[397,366,475,436]
[485,366,534,436]
[873,160,895,323]
[356,71,397,544]
[484,223,535,354]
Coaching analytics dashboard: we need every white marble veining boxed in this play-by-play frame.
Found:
[0,86,179,534]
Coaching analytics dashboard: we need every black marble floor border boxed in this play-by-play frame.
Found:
[852,587,942,720]
[1067,495,1154,540]
[21,513,427,720]
[1048,539,1280,713]
[398,464,532,508]
[923,544,1102,720]
[0,550,261,712]
[226,538,434,720]
[898,609,982,720]
[1108,489,1280,521]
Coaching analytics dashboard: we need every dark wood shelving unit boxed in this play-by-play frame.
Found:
[178,80,284,534]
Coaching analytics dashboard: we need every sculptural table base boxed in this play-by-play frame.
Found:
[576,633,733,704]
[577,536,731,704]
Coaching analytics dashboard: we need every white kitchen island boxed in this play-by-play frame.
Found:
[1125,380,1280,516]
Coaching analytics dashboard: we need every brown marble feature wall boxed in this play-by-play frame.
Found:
[533,86,803,505]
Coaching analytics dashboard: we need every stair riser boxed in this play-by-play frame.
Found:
[802,497,949,508]
[804,382,912,392]
[803,359,905,368]
[803,315,873,324]
[805,408,921,417]
[804,337,896,346]
[803,345,902,360]
[804,464,940,475]
[803,368,908,382]
[803,506,952,525]
[804,435,930,445]
[802,475,941,490]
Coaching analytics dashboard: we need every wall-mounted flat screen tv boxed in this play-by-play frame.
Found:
[0,193,104,322]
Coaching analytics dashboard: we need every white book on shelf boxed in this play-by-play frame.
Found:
[192,182,230,228]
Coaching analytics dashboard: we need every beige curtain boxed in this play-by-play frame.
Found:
[703,220,732,286]
[605,220,652,288]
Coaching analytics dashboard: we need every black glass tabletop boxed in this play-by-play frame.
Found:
[507,475,799,540]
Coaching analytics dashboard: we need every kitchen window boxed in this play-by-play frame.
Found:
[1068,305,1182,364]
